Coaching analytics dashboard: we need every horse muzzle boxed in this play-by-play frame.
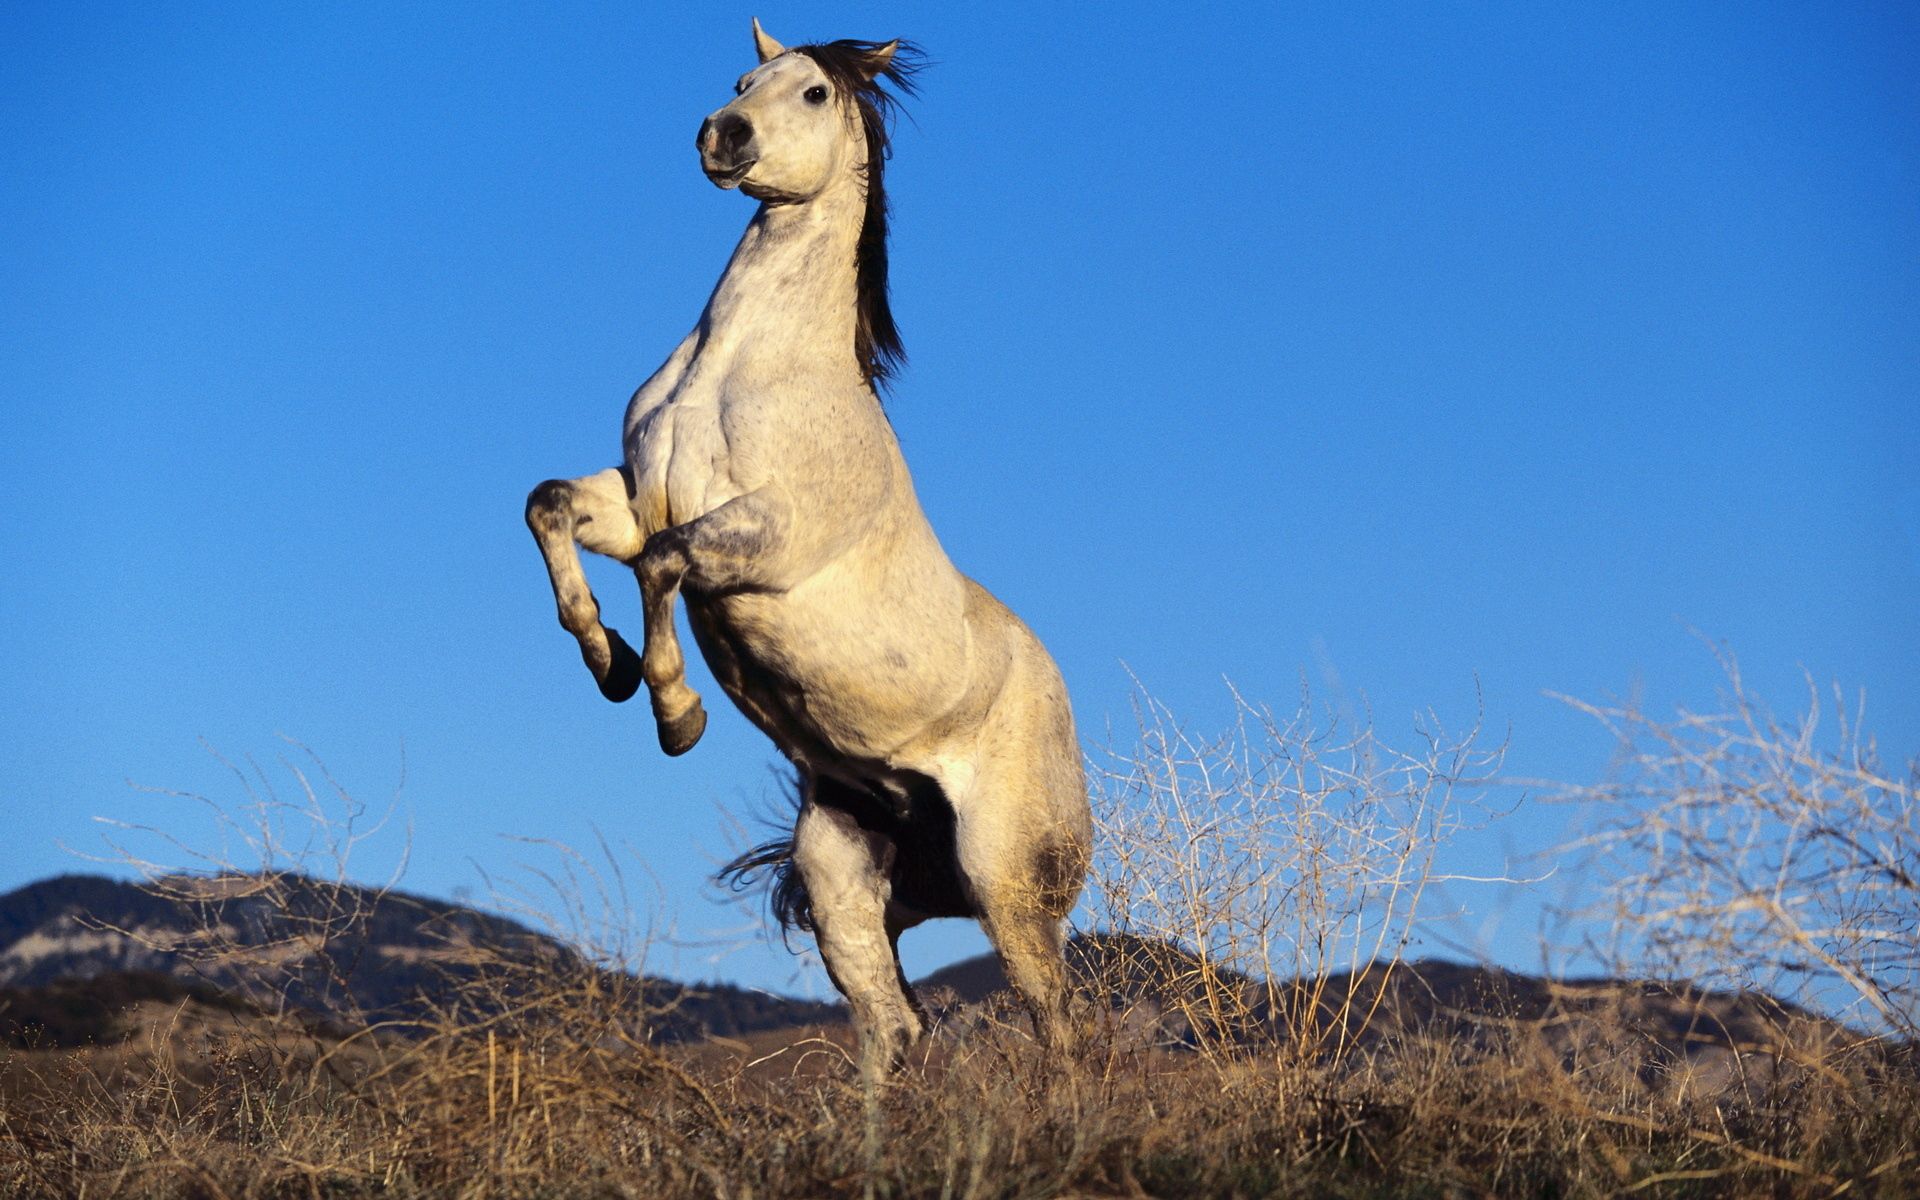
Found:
[698,113,757,189]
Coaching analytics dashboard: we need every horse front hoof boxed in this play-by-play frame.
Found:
[656,698,707,757]
[596,629,643,704]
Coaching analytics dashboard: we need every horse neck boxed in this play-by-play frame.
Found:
[698,175,865,374]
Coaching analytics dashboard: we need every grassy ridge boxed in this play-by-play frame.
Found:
[2,653,1913,1196]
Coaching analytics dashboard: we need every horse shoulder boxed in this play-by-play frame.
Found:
[720,377,898,503]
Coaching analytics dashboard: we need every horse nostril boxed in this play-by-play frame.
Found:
[697,117,714,151]
[718,113,753,157]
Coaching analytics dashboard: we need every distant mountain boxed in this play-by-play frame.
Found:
[0,874,839,1048]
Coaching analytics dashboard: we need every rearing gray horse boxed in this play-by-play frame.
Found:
[525,21,1090,1076]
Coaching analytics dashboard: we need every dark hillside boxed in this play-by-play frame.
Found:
[0,874,839,1046]
[1,970,255,1048]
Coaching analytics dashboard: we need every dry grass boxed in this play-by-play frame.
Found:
[2,658,1916,1198]
[6,983,1913,1198]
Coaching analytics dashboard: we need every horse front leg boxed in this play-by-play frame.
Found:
[525,468,645,702]
[635,488,790,756]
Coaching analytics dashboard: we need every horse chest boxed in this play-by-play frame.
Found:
[626,395,743,537]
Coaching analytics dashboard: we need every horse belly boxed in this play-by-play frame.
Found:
[697,573,968,761]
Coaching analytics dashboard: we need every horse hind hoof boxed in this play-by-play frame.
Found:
[656,700,707,757]
[596,629,643,704]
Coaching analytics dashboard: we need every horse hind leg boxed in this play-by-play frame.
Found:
[950,717,1091,1052]
[974,866,1076,1052]
[524,468,644,702]
[791,789,924,1080]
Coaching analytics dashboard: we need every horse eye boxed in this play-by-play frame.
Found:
[804,85,829,105]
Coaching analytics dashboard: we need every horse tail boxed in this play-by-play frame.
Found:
[716,837,813,939]
[715,771,813,940]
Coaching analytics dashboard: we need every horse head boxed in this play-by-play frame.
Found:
[697,21,906,202]
[696,19,922,389]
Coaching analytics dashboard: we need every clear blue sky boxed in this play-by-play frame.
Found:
[3,4,1915,996]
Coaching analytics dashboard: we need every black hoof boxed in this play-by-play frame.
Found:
[596,629,643,704]
[656,699,707,757]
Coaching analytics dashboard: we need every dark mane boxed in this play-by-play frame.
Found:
[794,39,924,394]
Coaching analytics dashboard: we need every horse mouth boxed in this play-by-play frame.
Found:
[704,158,757,188]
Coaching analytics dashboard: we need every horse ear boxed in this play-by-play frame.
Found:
[751,17,785,64]
[861,39,900,80]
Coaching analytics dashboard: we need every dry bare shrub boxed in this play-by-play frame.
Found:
[1085,680,1506,1062]
[1065,669,1920,1193]
[1529,647,1920,1192]
[80,741,416,1032]
[1554,646,1919,1041]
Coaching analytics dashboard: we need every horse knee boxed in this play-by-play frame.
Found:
[525,478,573,535]
[640,635,687,688]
